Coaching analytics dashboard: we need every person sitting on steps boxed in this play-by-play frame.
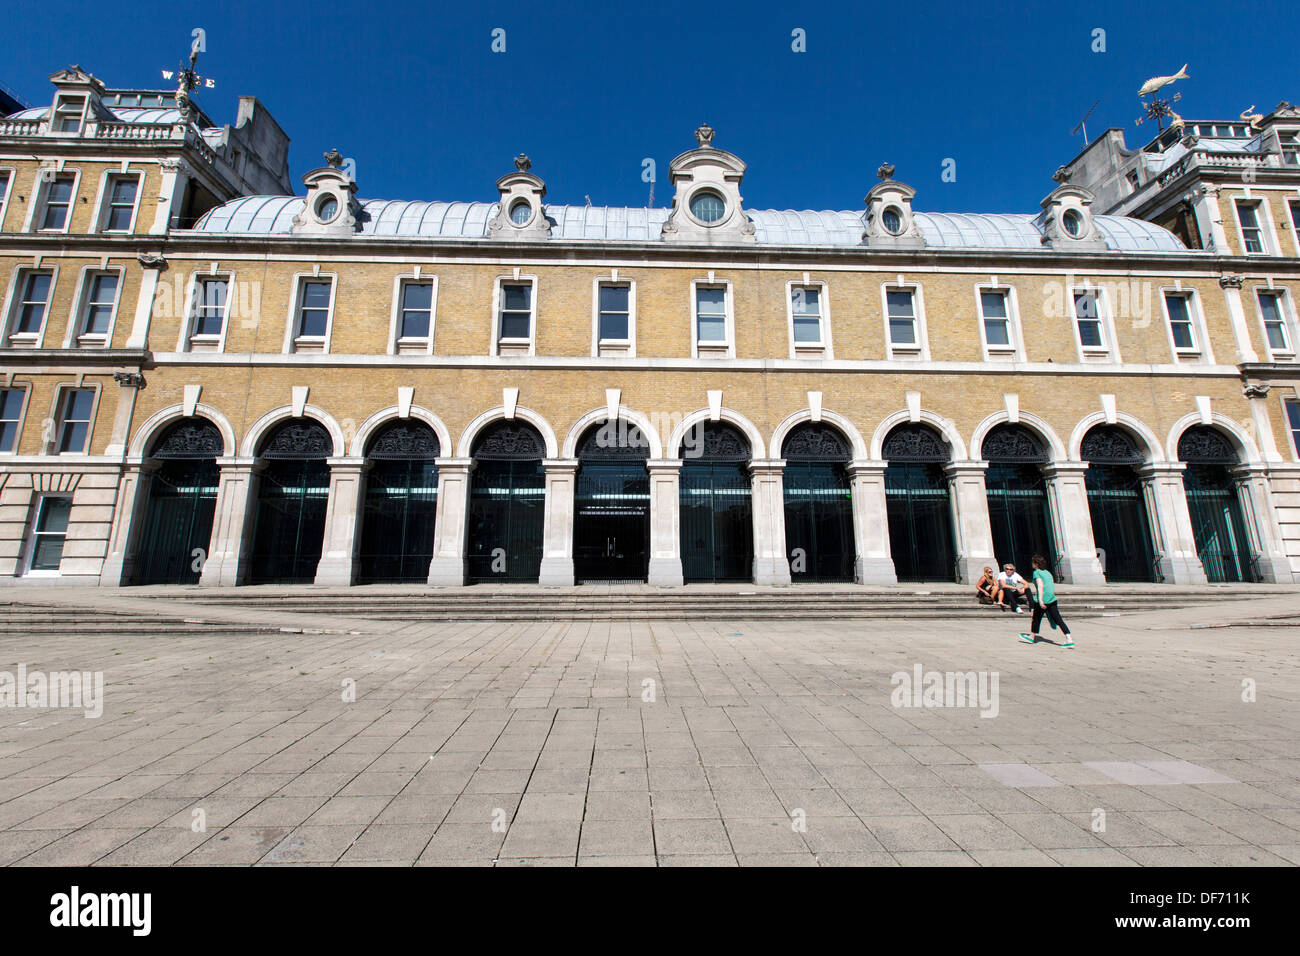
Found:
[996,563,1029,613]
[975,566,998,606]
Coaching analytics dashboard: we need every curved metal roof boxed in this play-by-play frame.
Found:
[7,105,182,124]
[191,196,1190,252]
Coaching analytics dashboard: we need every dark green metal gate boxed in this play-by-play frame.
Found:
[1178,426,1255,582]
[467,421,545,583]
[1082,425,1155,582]
[883,424,956,582]
[782,423,854,581]
[132,417,221,585]
[680,422,752,582]
[250,419,331,584]
[981,425,1057,573]
[574,422,650,582]
[357,421,439,583]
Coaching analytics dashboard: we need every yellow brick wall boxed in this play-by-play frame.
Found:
[0,158,161,235]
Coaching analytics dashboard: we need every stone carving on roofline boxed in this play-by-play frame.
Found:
[862,172,925,249]
[1036,184,1107,251]
[291,150,362,237]
[661,125,756,243]
[488,155,551,240]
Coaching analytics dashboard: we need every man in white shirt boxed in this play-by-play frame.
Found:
[996,564,1029,613]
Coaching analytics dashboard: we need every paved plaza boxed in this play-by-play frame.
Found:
[0,586,1298,866]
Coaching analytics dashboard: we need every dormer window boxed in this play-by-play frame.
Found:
[53,95,87,133]
[509,200,532,225]
[1062,209,1084,237]
[688,191,726,224]
[314,195,339,224]
[881,207,903,235]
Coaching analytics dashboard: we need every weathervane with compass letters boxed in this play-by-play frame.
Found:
[161,31,216,118]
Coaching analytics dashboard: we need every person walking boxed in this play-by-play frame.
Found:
[1019,554,1074,647]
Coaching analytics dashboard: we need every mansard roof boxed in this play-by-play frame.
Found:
[191,196,1191,252]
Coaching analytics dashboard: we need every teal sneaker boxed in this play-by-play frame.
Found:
[1060,639,1075,648]
[1018,633,1035,644]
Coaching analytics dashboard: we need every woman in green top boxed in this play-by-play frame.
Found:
[1019,554,1074,647]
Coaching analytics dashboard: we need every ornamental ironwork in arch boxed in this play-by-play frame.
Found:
[576,421,651,460]
[365,421,440,460]
[882,424,949,462]
[259,419,333,459]
[150,417,223,459]
[982,424,1048,464]
[1080,425,1144,464]
[681,422,750,461]
[1177,425,1238,464]
[471,420,545,460]
[782,423,850,462]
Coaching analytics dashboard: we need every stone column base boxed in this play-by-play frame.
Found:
[753,555,792,586]
[538,556,574,588]
[1251,551,1296,584]
[427,556,465,587]
[313,557,355,587]
[648,557,683,588]
[854,555,898,585]
[1157,552,1208,585]
[1056,552,1106,585]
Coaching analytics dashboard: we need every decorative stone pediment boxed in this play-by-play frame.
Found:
[863,178,925,248]
[291,152,361,237]
[661,126,755,244]
[488,155,551,241]
[1036,184,1107,251]
[49,65,105,94]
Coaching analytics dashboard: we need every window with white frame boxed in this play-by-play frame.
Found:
[1257,289,1294,357]
[979,289,1014,352]
[0,170,11,227]
[293,277,333,349]
[37,174,75,231]
[1281,131,1300,166]
[1235,200,1267,254]
[790,285,824,347]
[1285,397,1300,458]
[0,387,26,452]
[6,270,53,343]
[497,281,533,344]
[100,174,140,232]
[54,387,95,454]
[186,276,229,348]
[76,271,120,342]
[886,288,919,348]
[1072,289,1107,351]
[26,495,73,574]
[1163,291,1199,353]
[396,279,434,343]
[1290,200,1300,241]
[597,284,631,342]
[695,285,728,346]
[52,95,87,133]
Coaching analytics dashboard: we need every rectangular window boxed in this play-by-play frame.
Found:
[980,290,1012,348]
[886,289,917,346]
[11,271,52,338]
[296,279,332,338]
[189,278,228,339]
[0,387,25,452]
[498,282,532,341]
[53,96,86,133]
[1073,291,1105,348]
[398,281,433,340]
[1236,200,1265,253]
[1164,292,1197,351]
[1258,291,1291,353]
[695,286,727,343]
[1290,200,1300,237]
[0,169,10,224]
[28,496,73,572]
[598,284,630,341]
[791,286,823,344]
[1286,398,1300,458]
[80,272,119,338]
[39,174,75,230]
[55,388,94,454]
[102,175,139,232]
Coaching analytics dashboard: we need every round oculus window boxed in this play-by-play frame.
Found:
[689,191,726,223]
[315,195,339,223]
[509,200,532,225]
[1062,209,1084,237]
[881,207,903,235]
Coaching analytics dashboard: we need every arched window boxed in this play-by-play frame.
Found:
[1178,426,1254,582]
[468,420,545,583]
[358,421,441,584]
[982,424,1057,574]
[131,417,222,585]
[574,421,650,582]
[680,422,753,582]
[782,423,854,581]
[250,419,332,584]
[1081,425,1155,582]
[883,424,955,581]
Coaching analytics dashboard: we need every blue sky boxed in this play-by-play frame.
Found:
[3,0,1298,214]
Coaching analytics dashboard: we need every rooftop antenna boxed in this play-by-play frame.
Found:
[1071,100,1099,146]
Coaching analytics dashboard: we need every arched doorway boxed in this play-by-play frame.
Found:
[132,417,221,585]
[883,424,956,581]
[573,420,650,582]
[680,422,753,582]
[357,420,440,583]
[1178,426,1255,582]
[1081,425,1155,582]
[249,419,332,584]
[467,420,545,583]
[982,424,1057,573]
[782,423,855,581]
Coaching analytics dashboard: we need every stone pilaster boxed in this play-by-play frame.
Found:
[844,459,896,584]
[944,460,996,584]
[1231,464,1295,582]
[749,459,791,586]
[1218,273,1260,364]
[1041,463,1106,584]
[313,457,368,586]
[99,459,159,586]
[427,458,473,586]
[647,459,683,587]
[199,457,262,587]
[539,458,578,587]
[1139,462,1208,584]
